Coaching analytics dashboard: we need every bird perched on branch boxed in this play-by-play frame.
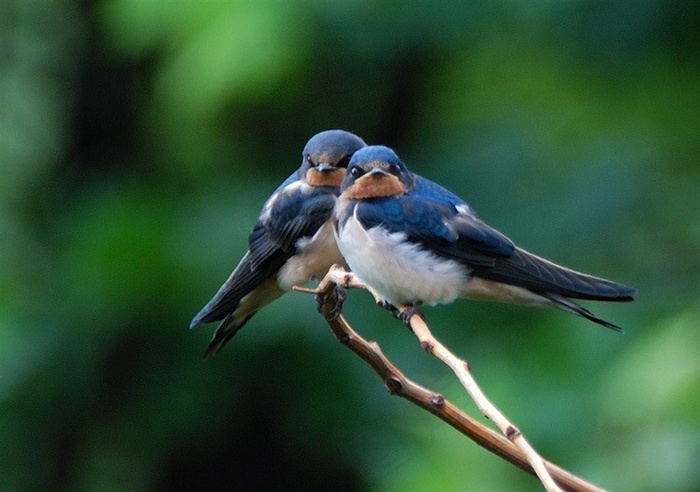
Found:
[191,130,366,358]
[335,145,635,329]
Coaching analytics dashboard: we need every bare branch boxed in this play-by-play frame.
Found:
[294,265,608,492]
[406,311,561,491]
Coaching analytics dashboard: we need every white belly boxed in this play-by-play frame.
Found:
[277,220,344,290]
[336,213,469,307]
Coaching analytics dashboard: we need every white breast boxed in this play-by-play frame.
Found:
[277,220,344,290]
[336,211,469,307]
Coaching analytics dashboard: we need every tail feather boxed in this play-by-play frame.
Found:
[481,247,637,302]
[202,312,255,359]
[190,253,264,330]
[541,292,624,332]
[199,277,284,358]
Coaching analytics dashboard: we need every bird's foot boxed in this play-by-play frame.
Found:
[325,284,347,320]
[377,299,400,317]
[398,302,424,330]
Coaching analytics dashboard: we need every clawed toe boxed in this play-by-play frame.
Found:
[377,299,400,317]
[327,284,347,319]
[398,302,424,329]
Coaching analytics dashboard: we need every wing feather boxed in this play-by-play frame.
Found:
[352,176,634,302]
[191,184,336,328]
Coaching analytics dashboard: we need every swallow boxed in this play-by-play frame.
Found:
[335,145,635,329]
[191,130,366,358]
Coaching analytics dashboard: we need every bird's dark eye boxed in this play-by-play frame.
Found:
[388,162,401,175]
[337,155,350,168]
[350,166,363,178]
[306,155,314,166]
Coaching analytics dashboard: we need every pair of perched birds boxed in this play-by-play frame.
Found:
[191,130,635,358]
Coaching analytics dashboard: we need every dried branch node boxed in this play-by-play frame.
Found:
[506,426,522,441]
[385,376,403,394]
[430,394,446,407]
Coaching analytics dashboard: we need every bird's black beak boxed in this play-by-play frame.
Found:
[355,167,400,184]
[367,168,388,177]
[315,163,337,173]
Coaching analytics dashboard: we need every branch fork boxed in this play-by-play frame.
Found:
[294,265,608,492]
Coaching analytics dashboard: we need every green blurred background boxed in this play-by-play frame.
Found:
[2,1,698,490]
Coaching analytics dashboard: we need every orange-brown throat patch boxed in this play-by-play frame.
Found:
[345,173,406,200]
[306,167,346,187]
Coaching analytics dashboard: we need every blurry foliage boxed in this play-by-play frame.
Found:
[1,0,698,490]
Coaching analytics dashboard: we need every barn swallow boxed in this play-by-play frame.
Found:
[335,145,635,329]
[191,130,366,358]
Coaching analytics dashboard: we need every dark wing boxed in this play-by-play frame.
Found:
[431,191,635,302]
[354,176,515,267]
[474,247,636,301]
[437,208,635,302]
[356,176,635,304]
[188,232,288,329]
[190,182,337,328]
[249,188,337,267]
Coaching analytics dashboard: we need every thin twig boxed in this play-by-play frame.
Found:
[294,265,608,492]
[406,312,561,491]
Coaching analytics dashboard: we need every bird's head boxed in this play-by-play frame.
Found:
[341,145,415,200]
[300,130,366,188]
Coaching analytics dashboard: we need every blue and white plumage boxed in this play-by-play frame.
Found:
[334,145,635,329]
[191,130,366,357]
